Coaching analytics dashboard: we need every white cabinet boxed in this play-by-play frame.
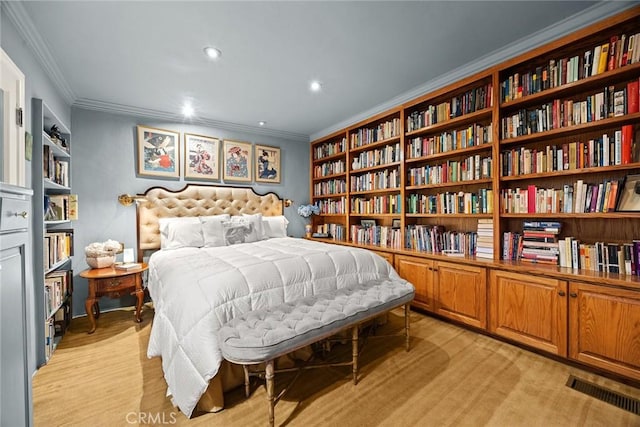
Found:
[0,48,26,187]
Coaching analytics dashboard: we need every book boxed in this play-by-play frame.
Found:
[627,80,639,114]
[622,124,634,165]
[115,262,141,271]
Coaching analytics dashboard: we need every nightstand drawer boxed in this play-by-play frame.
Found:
[95,274,136,294]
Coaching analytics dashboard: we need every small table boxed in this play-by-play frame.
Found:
[79,263,148,334]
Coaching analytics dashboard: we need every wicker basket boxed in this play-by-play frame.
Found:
[86,255,116,269]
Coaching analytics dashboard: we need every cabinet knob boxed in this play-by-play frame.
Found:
[558,291,566,297]
[14,211,28,219]
[569,292,578,298]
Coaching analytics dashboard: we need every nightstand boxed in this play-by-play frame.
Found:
[79,263,148,334]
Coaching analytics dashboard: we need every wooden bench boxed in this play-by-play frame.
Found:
[218,279,415,426]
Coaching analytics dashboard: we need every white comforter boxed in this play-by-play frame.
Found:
[146,237,403,417]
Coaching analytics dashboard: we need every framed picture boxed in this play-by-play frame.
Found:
[361,219,376,228]
[616,174,640,212]
[137,125,179,178]
[255,144,281,184]
[184,133,220,180]
[223,140,252,181]
[392,219,401,229]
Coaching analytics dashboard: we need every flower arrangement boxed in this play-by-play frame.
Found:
[297,204,319,218]
[85,239,122,268]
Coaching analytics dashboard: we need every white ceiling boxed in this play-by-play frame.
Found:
[13,1,607,140]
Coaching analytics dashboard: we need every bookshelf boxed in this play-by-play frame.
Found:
[32,98,75,366]
[309,7,640,381]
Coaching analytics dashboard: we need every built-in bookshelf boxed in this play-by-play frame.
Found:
[309,7,640,280]
[32,98,75,366]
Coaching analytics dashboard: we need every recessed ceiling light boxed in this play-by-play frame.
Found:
[182,104,194,117]
[310,80,322,92]
[258,121,267,126]
[204,46,222,59]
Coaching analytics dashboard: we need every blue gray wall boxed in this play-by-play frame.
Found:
[70,107,310,316]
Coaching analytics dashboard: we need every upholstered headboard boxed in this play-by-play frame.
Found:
[135,184,284,259]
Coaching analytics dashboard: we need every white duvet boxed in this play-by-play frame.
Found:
[146,237,403,417]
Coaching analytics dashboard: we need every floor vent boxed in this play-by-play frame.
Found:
[566,375,640,415]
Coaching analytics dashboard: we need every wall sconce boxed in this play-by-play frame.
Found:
[118,194,148,206]
[284,199,293,207]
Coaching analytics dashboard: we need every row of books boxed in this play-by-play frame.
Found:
[406,155,493,187]
[406,189,494,215]
[313,159,345,178]
[44,269,72,319]
[350,195,402,215]
[501,31,640,102]
[349,118,402,149]
[315,223,345,241]
[350,169,399,193]
[43,145,70,187]
[44,194,78,222]
[405,123,493,160]
[406,83,493,132]
[500,126,637,177]
[313,179,346,197]
[313,137,346,161]
[503,221,562,264]
[404,224,478,256]
[351,142,401,170]
[500,178,623,214]
[501,81,638,139]
[44,303,69,361]
[44,230,73,271]
[558,239,640,275]
[350,225,402,249]
[476,219,494,260]
[316,197,346,215]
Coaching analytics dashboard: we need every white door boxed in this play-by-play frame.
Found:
[0,48,26,187]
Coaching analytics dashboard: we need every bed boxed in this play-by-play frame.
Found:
[134,184,411,417]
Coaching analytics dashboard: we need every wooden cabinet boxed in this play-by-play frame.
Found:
[569,281,640,381]
[489,270,567,356]
[372,250,394,266]
[434,262,486,329]
[395,255,434,312]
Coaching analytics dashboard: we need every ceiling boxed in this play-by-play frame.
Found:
[13,1,605,140]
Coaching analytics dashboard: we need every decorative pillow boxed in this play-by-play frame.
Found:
[222,217,260,245]
[158,217,203,249]
[262,215,289,238]
[200,214,231,247]
[242,213,267,239]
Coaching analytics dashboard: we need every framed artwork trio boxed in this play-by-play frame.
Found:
[136,125,281,184]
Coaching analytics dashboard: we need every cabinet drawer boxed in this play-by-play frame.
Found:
[0,197,30,232]
[95,274,136,294]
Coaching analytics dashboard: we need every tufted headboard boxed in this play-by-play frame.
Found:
[135,184,284,260]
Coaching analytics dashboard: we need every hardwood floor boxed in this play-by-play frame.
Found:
[33,305,640,426]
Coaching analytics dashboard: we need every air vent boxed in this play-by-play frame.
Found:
[566,375,640,415]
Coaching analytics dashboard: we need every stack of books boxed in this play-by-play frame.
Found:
[520,221,562,265]
[476,219,494,259]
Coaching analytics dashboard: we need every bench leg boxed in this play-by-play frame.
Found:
[352,326,358,385]
[266,360,275,427]
[405,304,410,352]
[243,365,250,397]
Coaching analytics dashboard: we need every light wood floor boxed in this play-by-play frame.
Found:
[33,305,640,426]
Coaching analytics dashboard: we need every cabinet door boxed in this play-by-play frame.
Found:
[371,250,394,266]
[489,270,567,356]
[569,281,640,381]
[395,255,433,312]
[434,262,486,329]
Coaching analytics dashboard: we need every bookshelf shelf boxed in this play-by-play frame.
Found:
[350,161,401,174]
[405,108,493,137]
[348,135,401,154]
[312,151,346,164]
[501,162,640,181]
[406,178,493,191]
[501,212,640,219]
[312,192,347,199]
[406,143,492,164]
[405,213,493,218]
[350,188,401,196]
[312,172,346,182]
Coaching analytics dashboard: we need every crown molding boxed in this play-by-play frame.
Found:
[73,98,310,142]
[2,1,76,104]
[310,1,635,142]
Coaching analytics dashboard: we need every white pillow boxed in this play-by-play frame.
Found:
[158,217,203,249]
[200,214,231,247]
[222,217,261,245]
[242,213,267,239]
[262,215,289,238]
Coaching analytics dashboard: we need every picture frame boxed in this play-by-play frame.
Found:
[361,219,376,228]
[223,140,252,182]
[616,174,640,212]
[137,125,179,178]
[392,219,401,229]
[255,144,281,184]
[184,133,220,180]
